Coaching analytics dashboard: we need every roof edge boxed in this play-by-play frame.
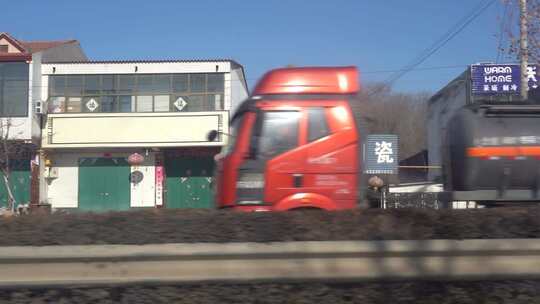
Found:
[0,32,28,53]
[44,59,242,65]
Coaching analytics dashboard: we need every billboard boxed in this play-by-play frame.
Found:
[364,134,398,175]
[471,64,539,95]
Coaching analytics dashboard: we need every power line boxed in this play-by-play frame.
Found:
[362,64,468,74]
[2,64,476,90]
[386,0,496,85]
[369,0,496,96]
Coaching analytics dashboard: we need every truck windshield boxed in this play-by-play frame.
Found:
[254,111,300,159]
[221,113,245,155]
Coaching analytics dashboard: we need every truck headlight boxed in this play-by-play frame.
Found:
[236,173,265,189]
[236,200,263,205]
[236,172,264,205]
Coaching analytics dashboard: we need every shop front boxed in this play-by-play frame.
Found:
[163,148,218,209]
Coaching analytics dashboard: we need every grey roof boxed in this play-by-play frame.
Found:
[45,59,243,66]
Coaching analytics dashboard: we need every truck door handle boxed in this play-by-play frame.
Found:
[293,174,303,188]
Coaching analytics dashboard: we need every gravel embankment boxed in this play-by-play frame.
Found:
[1,281,539,304]
[0,207,539,246]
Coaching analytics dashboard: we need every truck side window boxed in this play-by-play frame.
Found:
[307,108,330,142]
[258,111,300,158]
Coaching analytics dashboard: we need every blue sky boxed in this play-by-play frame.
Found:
[2,0,513,93]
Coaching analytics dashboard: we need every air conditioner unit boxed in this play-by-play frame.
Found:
[35,100,46,115]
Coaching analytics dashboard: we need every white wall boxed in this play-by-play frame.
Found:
[41,75,49,106]
[230,67,249,115]
[45,151,158,208]
[130,154,156,207]
[30,52,42,141]
[46,152,79,208]
[1,117,30,141]
[42,111,229,148]
[224,73,232,111]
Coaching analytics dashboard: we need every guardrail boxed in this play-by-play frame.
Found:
[1,239,540,287]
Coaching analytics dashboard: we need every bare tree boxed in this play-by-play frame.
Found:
[351,83,430,160]
[499,0,540,63]
[0,118,26,213]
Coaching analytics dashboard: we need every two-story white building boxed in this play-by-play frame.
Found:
[0,32,86,208]
[40,60,248,211]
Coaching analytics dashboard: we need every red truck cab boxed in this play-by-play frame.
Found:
[210,66,365,211]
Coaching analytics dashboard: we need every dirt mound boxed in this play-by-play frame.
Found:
[0,207,538,246]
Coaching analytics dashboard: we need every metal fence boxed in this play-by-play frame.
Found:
[384,192,446,209]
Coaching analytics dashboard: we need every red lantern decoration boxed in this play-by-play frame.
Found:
[127,153,144,165]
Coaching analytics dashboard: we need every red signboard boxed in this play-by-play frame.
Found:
[155,154,164,206]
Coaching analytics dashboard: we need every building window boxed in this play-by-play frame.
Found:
[48,96,65,113]
[66,97,82,113]
[65,75,83,96]
[136,95,153,112]
[190,74,206,93]
[185,95,205,111]
[50,75,66,96]
[153,75,171,93]
[137,75,154,94]
[209,94,224,111]
[154,95,170,112]
[117,75,135,94]
[207,74,224,92]
[0,62,29,117]
[48,73,226,113]
[100,96,116,112]
[102,75,115,94]
[84,75,100,95]
[0,45,8,53]
[173,74,188,93]
[118,96,134,112]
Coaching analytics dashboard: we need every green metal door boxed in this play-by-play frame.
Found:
[78,158,130,211]
[165,156,214,209]
[0,160,30,208]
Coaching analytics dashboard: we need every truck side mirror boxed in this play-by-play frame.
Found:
[207,130,218,142]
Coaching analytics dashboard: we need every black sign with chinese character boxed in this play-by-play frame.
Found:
[364,134,399,175]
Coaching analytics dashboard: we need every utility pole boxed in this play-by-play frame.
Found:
[520,0,529,100]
